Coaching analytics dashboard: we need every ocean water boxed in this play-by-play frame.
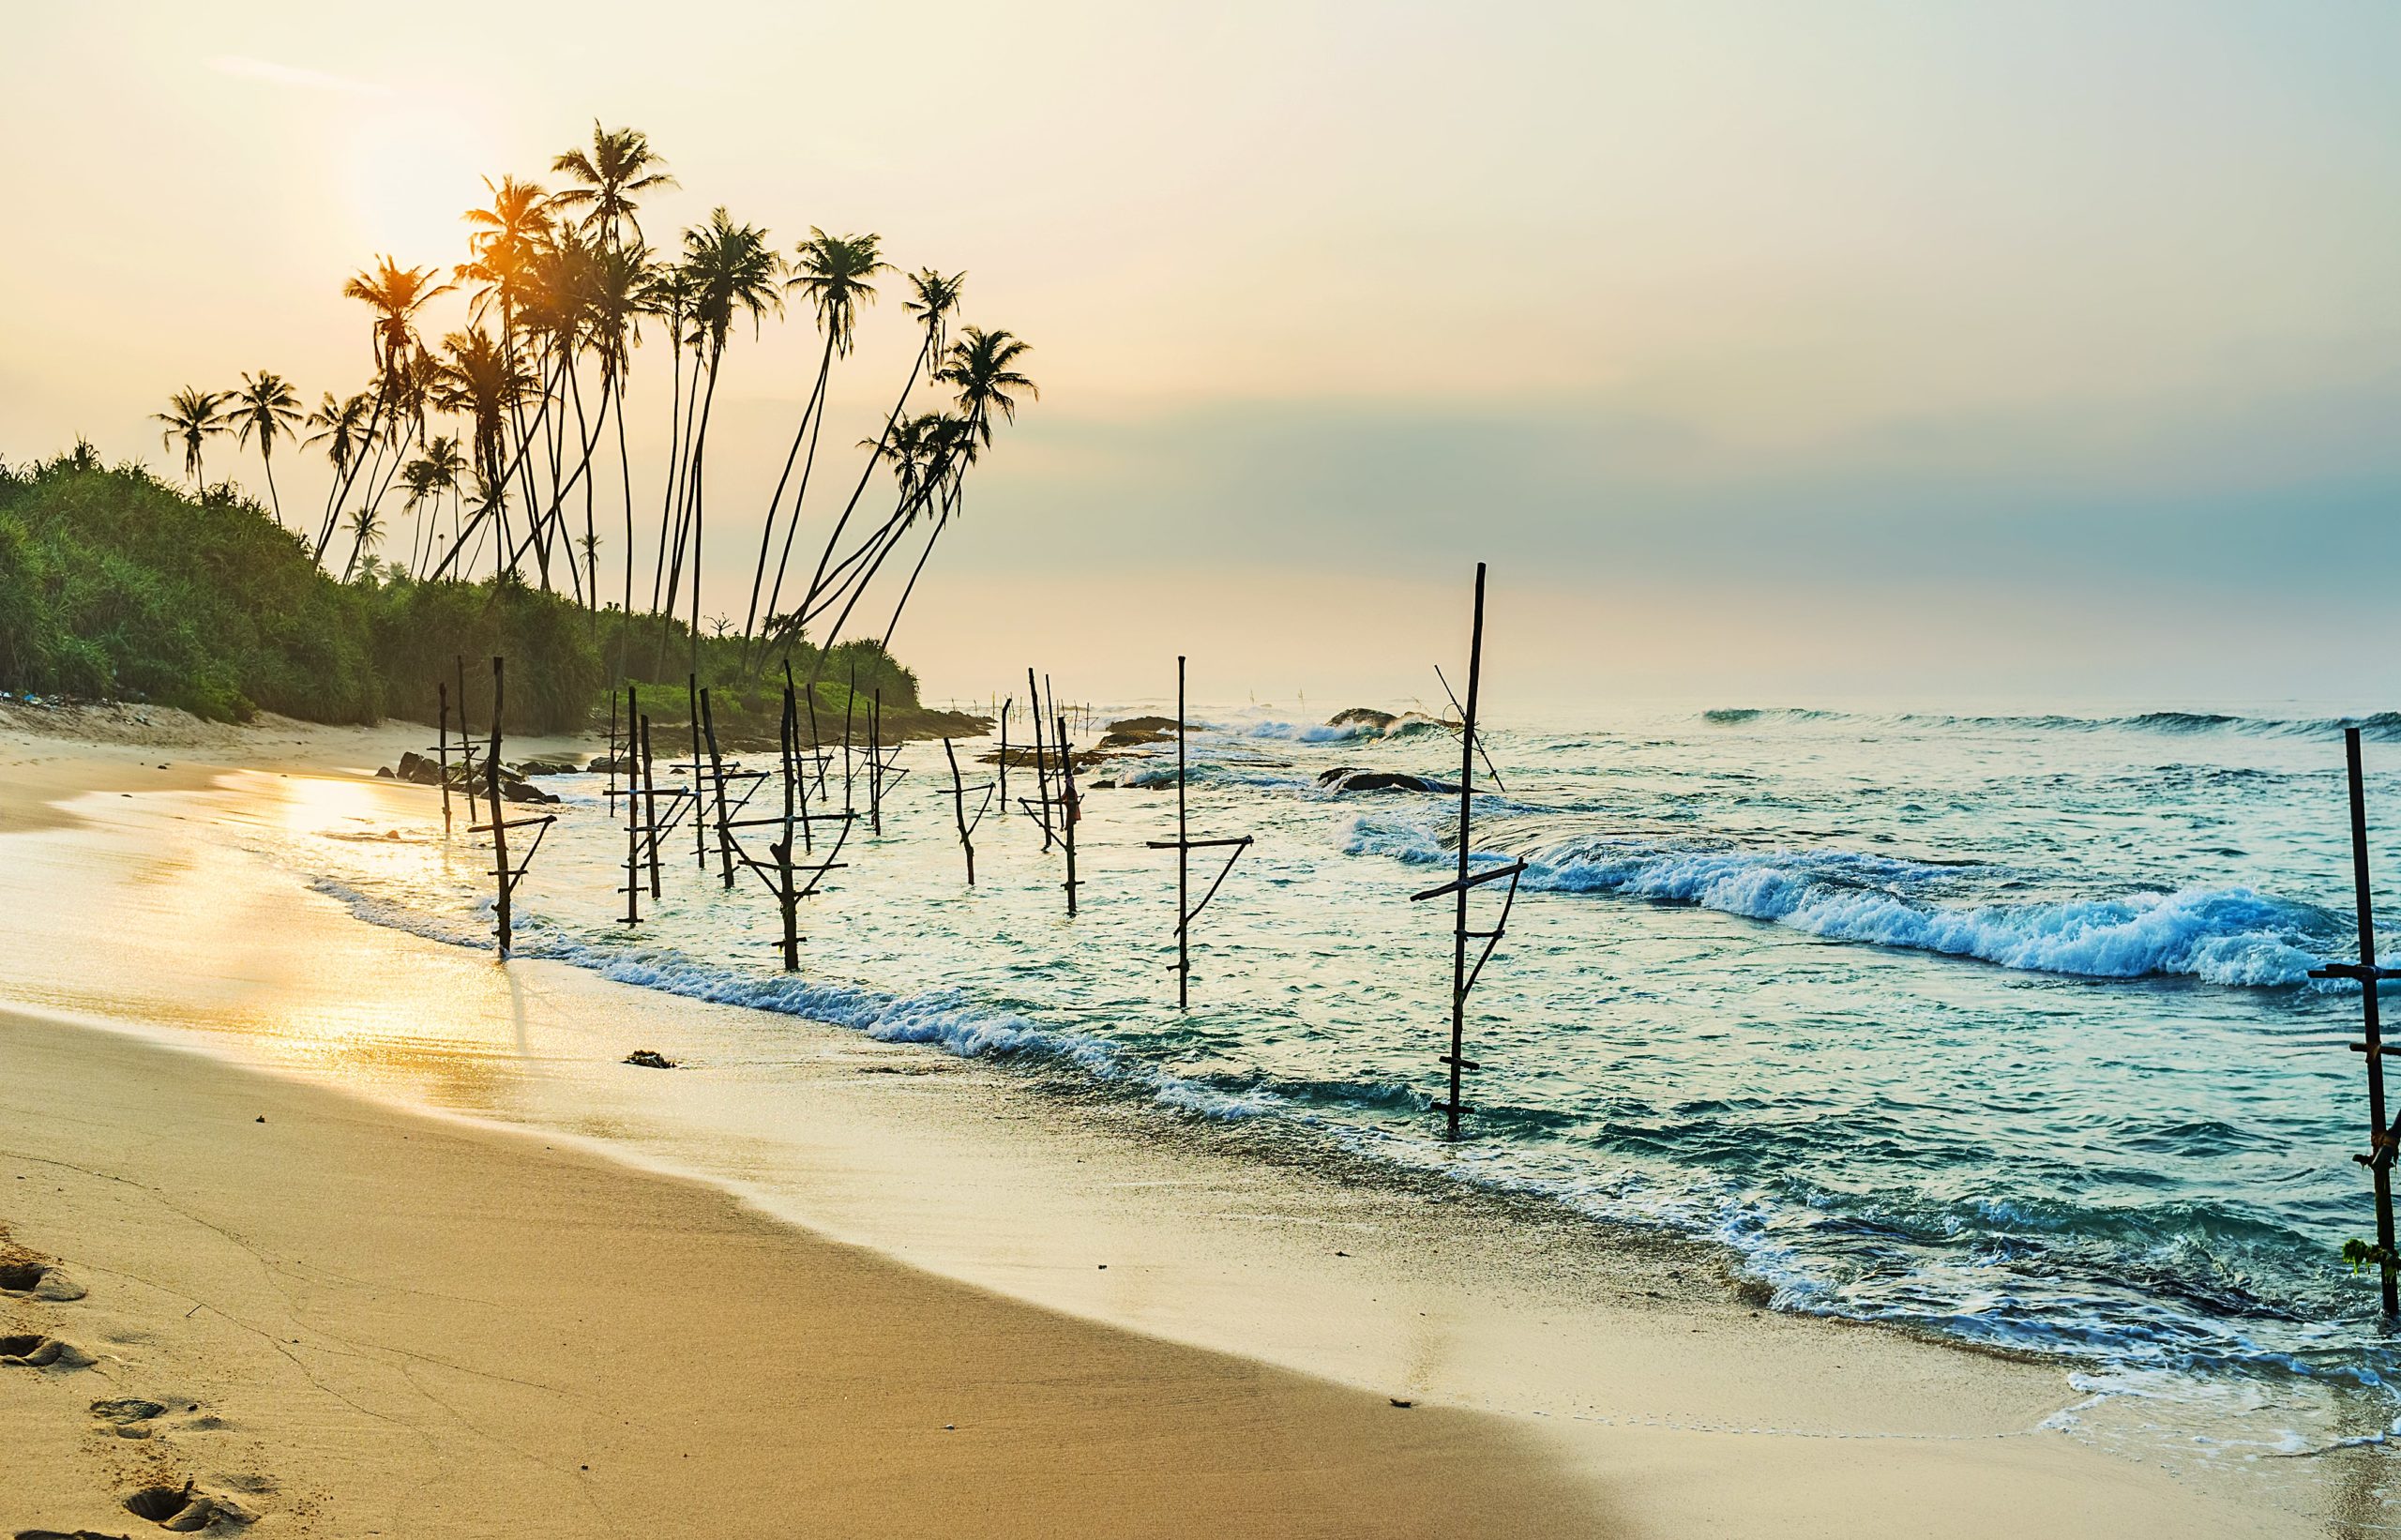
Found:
[284,699,2401,1460]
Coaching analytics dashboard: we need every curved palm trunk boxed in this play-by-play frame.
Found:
[615,355,636,682]
[741,330,838,663]
[261,449,284,528]
[664,344,724,683]
[769,340,930,662]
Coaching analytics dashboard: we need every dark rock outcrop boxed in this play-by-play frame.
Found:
[1315,766,1457,794]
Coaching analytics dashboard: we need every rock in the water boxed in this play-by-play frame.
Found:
[1315,766,1457,794]
[1098,716,1179,749]
[1329,707,1398,732]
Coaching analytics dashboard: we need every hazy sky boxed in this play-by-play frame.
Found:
[4,2,2396,708]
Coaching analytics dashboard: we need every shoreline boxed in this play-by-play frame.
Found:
[0,710,2349,1535]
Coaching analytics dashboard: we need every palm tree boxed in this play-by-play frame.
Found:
[763,267,964,668]
[659,208,780,676]
[812,329,1035,661]
[432,326,536,566]
[303,390,375,549]
[153,387,230,490]
[745,230,893,655]
[227,371,303,526]
[941,325,1038,446]
[329,258,453,556]
[342,506,383,580]
[551,124,675,250]
[459,176,557,581]
[581,238,653,647]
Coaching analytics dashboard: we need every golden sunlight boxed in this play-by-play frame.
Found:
[343,102,498,261]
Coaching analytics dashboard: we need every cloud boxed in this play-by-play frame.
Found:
[206,54,390,98]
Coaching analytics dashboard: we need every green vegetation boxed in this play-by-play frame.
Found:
[0,449,924,737]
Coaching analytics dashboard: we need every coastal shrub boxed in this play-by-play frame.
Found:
[0,454,927,735]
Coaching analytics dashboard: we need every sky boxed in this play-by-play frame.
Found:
[3,1,2396,710]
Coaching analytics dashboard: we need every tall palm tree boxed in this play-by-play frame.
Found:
[745,230,893,654]
[432,326,535,561]
[459,176,557,581]
[581,239,653,645]
[226,371,302,526]
[329,258,453,556]
[153,387,230,490]
[303,390,375,550]
[811,328,1035,662]
[551,124,675,250]
[941,325,1038,447]
[660,208,780,676]
[764,267,964,667]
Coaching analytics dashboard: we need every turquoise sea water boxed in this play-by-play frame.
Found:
[293,700,2401,1458]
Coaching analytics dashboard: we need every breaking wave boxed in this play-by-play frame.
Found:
[1340,817,2348,988]
[1702,707,2401,742]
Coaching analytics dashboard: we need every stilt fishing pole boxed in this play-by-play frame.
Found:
[467,657,556,959]
[943,737,994,884]
[1407,564,1525,1140]
[2312,726,2401,1316]
[1145,657,1251,1007]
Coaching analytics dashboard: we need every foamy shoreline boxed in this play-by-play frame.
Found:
[0,710,2335,1535]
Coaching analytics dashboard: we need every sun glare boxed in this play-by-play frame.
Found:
[343,104,497,265]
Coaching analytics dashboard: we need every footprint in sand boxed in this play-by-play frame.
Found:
[15,1530,139,1539]
[120,1482,256,1532]
[0,1333,95,1369]
[88,1399,170,1439]
[0,1256,87,1302]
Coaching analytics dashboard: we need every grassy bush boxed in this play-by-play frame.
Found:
[0,450,924,736]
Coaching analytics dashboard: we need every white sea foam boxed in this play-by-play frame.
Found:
[1339,816,2340,987]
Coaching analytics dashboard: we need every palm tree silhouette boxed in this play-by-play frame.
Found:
[744,229,893,659]
[154,387,230,491]
[228,371,303,527]
[303,391,375,551]
[342,506,384,581]
[660,207,779,676]
[763,267,964,667]
[432,327,535,570]
[551,124,675,249]
[330,257,454,558]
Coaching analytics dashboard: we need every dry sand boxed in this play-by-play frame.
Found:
[0,704,2353,1536]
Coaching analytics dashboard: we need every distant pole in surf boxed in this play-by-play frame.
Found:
[1027,667,1054,849]
[689,673,708,870]
[435,681,453,837]
[619,685,644,927]
[1408,564,1527,1141]
[998,697,1011,810]
[639,715,663,898]
[2311,727,2401,1316]
[778,680,801,968]
[1145,657,1253,1008]
[869,690,883,837]
[467,657,557,961]
[943,737,993,885]
[1056,713,1081,917]
[605,687,620,803]
[701,687,735,890]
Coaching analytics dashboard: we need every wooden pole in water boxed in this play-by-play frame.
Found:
[2316,727,2399,1315]
[1175,658,1188,1004]
[1056,712,1080,917]
[998,697,1010,810]
[436,681,453,838]
[689,672,708,869]
[605,687,620,801]
[701,687,735,890]
[486,656,512,959]
[841,663,857,818]
[869,689,883,837]
[639,714,662,899]
[944,737,976,885]
[622,685,643,927]
[1443,567,1485,1140]
[778,678,801,970]
[1028,667,1053,849]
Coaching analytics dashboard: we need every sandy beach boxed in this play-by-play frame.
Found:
[0,707,2359,1537]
